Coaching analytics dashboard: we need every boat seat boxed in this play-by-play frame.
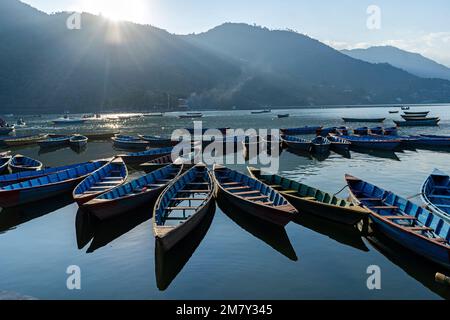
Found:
[370,206,398,210]
[282,190,298,194]
[245,195,269,201]
[172,198,208,201]
[165,216,190,221]
[255,201,274,206]
[407,226,433,232]
[430,195,450,199]
[187,182,210,186]
[269,185,283,189]
[360,198,382,201]
[83,191,100,195]
[226,186,252,191]
[96,181,119,185]
[89,186,110,190]
[157,179,172,183]
[103,177,124,180]
[167,206,197,211]
[178,190,211,193]
[147,184,165,188]
[303,197,317,201]
[234,191,260,196]
[384,215,417,220]
[222,182,243,186]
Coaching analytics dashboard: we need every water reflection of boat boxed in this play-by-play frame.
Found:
[293,214,369,252]
[155,204,216,291]
[0,194,74,233]
[351,147,401,161]
[217,198,298,261]
[367,233,450,300]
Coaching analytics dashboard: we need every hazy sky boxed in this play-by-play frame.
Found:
[22,0,450,66]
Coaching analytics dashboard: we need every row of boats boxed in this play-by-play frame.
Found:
[342,110,441,127]
[0,146,448,268]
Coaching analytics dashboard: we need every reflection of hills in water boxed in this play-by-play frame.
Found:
[293,213,369,252]
[0,194,74,233]
[367,232,450,300]
[217,198,298,261]
[155,204,216,291]
[76,204,154,253]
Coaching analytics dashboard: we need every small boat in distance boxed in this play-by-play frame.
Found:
[139,135,179,148]
[401,106,411,110]
[112,136,148,150]
[404,111,430,116]
[213,164,297,226]
[343,117,386,123]
[153,164,215,251]
[337,135,401,151]
[179,113,204,119]
[73,158,128,206]
[86,164,183,220]
[421,169,450,223]
[248,167,368,225]
[346,174,450,269]
[143,113,164,117]
[251,109,271,114]
[9,155,43,173]
[394,119,440,127]
[401,115,438,121]
[0,126,15,135]
[69,135,88,149]
[277,114,290,118]
[389,111,399,114]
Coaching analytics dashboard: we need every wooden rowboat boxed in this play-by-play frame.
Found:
[277,114,290,118]
[394,119,440,127]
[0,155,11,175]
[281,135,311,152]
[0,160,109,208]
[3,134,48,147]
[73,158,128,206]
[9,155,43,172]
[120,147,174,165]
[421,169,450,223]
[138,135,179,148]
[337,135,401,151]
[70,135,88,149]
[153,164,215,251]
[343,118,385,123]
[404,111,430,116]
[328,135,351,152]
[112,136,149,150]
[85,164,183,220]
[213,164,297,226]
[346,174,450,269]
[311,136,331,154]
[248,167,368,225]
[38,136,71,148]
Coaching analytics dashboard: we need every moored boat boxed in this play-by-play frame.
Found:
[38,136,71,148]
[140,154,174,173]
[353,127,369,135]
[311,136,331,154]
[343,118,385,123]
[346,174,450,269]
[85,164,183,220]
[281,135,311,152]
[389,111,399,114]
[280,126,322,135]
[179,113,204,119]
[277,114,290,118]
[73,158,128,206]
[69,135,88,149]
[404,111,430,116]
[421,169,450,223]
[248,167,368,225]
[0,160,108,207]
[394,119,440,127]
[0,155,11,175]
[3,134,48,147]
[153,164,215,251]
[213,164,297,226]
[9,155,43,172]
[317,127,337,137]
[139,135,179,148]
[401,115,439,121]
[420,134,450,139]
[338,135,401,151]
[328,135,351,152]
[112,136,149,150]
[120,147,174,165]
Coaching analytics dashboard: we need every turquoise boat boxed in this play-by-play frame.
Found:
[346,174,450,269]
[421,169,450,223]
[0,160,109,208]
[9,155,43,173]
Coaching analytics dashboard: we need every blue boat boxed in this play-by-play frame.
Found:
[0,155,11,175]
[394,119,440,127]
[280,126,322,135]
[70,135,88,149]
[281,135,311,152]
[336,126,350,135]
[213,165,297,226]
[339,135,401,151]
[353,127,369,135]
[346,174,450,269]
[328,135,351,152]
[38,136,71,148]
[9,155,43,173]
[0,160,108,207]
[408,136,450,148]
[85,164,183,220]
[112,136,148,150]
[311,136,331,154]
[420,134,450,139]
[139,135,178,148]
[154,164,215,250]
[317,127,337,137]
[384,127,398,136]
[421,169,450,223]
[73,157,128,206]
[370,127,384,135]
[121,147,174,165]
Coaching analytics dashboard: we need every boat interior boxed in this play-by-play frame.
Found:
[75,162,127,196]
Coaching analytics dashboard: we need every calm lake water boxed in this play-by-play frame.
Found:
[0,106,449,300]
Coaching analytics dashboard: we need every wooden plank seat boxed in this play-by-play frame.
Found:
[171,198,208,201]
[360,198,382,201]
[103,177,124,180]
[407,226,434,232]
[282,190,299,194]
[384,215,417,220]
[226,186,252,191]
[187,182,210,186]
[235,190,261,196]
[255,201,274,206]
[429,194,450,199]
[167,206,198,211]
[370,206,398,210]
[222,182,243,186]
[245,195,269,201]
[96,181,120,185]
[165,217,191,221]
[177,190,211,193]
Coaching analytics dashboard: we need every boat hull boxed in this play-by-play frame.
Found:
[394,119,440,127]
[343,118,385,123]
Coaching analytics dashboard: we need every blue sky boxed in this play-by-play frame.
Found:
[22,0,450,66]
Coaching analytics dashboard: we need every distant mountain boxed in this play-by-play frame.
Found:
[0,1,450,113]
[342,46,450,81]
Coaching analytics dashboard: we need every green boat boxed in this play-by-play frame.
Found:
[248,167,369,226]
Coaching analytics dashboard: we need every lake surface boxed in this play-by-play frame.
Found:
[0,106,449,300]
